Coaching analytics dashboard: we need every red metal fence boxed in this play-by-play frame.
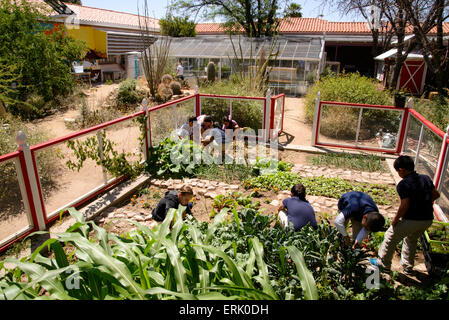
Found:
[0,91,285,253]
[312,92,449,223]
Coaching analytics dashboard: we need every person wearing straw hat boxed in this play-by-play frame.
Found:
[151,185,195,221]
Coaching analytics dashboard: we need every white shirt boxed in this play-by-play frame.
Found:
[177,64,184,76]
[334,212,368,244]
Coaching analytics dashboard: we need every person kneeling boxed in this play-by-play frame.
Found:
[151,185,194,222]
[278,183,317,231]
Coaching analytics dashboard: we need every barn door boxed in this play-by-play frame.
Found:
[397,60,426,95]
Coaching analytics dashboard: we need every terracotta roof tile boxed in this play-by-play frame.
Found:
[29,0,159,30]
[196,17,449,35]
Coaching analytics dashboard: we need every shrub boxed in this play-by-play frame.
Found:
[116,79,144,106]
[413,95,449,132]
[199,79,264,130]
[304,73,395,139]
[170,81,182,95]
[0,0,88,119]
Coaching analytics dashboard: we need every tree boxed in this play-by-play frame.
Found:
[0,0,88,118]
[171,0,296,37]
[159,14,197,37]
[328,0,414,89]
[138,0,172,98]
[398,0,449,94]
[283,2,302,18]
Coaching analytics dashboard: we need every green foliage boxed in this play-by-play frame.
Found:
[61,131,144,179]
[199,79,264,130]
[195,162,255,183]
[116,79,145,107]
[159,15,197,37]
[211,191,260,217]
[146,138,210,178]
[243,171,397,205]
[0,207,316,300]
[0,0,88,119]
[304,73,395,139]
[283,2,303,18]
[309,152,387,173]
[252,157,293,176]
[413,95,449,132]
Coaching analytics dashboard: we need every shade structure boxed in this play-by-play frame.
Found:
[162,35,324,61]
[143,35,325,96]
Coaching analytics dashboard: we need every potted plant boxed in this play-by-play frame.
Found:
[394,89,408,108]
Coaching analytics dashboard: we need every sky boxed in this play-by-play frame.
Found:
[81,0,366,22]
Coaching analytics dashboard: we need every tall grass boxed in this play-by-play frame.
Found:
[309,152,387,172]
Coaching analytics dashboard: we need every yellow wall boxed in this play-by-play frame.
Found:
[67,26,107,58]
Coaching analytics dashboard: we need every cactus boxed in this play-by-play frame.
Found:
[170,81,183,95]
[158,83,173,102]
[207,61,216,82]
[161,74,173,86]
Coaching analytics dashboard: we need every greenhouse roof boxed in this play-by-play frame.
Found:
[158,36,324,61]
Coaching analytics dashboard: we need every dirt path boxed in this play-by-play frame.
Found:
[278,97,312,146]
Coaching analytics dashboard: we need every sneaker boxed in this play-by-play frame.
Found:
[369,258,391,273]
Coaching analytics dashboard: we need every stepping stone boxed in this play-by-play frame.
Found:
[205,192,218,199]
[228,185,239,190]
[126,211,137,218]
[270,200,279,207]
[134,216,145,222]
[114,214,126,219]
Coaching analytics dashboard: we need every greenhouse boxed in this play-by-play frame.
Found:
[162,35,326,96]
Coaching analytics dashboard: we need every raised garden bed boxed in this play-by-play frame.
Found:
[421,221,449,275]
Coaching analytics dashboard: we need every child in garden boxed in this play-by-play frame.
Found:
[151,185,195,222]
[277,183,317,231]
[222,115,240,131]
[370,155,440,274]
[334,191,385,248]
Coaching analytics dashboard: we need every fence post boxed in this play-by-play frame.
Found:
[397,97,412,154]
[194,86,200,117]
[311,91,321,146]
[264,88,272,143]
[142,98,151,160]
[16,131,46,231]
[434,125,449,190]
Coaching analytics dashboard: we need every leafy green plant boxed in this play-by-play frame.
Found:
[61,130,144,179]
[116,79,146,107]
[243,172,397,205]
[146,138,208,178]
[0,207,317,300]
[252,157,293,176]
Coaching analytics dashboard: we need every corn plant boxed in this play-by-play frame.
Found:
[0,207,317,300]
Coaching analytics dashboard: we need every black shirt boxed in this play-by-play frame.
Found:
[151,190,192,222]
[396,171,435,221]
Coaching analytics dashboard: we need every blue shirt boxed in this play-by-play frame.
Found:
[338,191,378,221]
[282,196,317,231]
